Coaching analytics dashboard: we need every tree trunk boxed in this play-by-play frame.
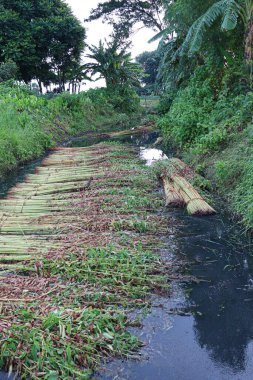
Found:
[38,80,42,94]
[245,20,253,85]
[245,23,253,63]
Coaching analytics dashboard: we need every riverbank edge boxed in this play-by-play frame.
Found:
[159,131,251,233]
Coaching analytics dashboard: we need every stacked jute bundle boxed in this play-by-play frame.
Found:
[0,146,103,273]
[162,177,184,207]
[172,175,216,216]
[160,159,216,216]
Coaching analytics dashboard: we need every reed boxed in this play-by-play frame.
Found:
[0,142,184,379]
[0,145,105,273]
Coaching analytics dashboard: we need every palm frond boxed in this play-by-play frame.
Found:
[148,27,171,43]
[221,0,240,30]
[179,0,241,55]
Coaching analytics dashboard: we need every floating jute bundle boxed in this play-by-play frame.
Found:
[158,158,216,216]
[162,176,184,207]
[172,175,216,216]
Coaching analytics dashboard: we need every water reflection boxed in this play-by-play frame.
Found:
[177,213,253,375]
[140,148,168,166]
[97,210,253,380]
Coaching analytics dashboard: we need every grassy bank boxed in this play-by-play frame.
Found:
[158,65,253,231]
[0,83,141,178]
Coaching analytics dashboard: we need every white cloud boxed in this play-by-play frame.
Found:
[65,0,159,88]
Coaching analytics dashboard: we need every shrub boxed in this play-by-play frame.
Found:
[106,85,141,114]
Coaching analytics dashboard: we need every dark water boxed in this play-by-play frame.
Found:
[97,211,253,380]
[1,131,253,380]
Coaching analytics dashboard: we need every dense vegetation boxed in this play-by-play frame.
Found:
[90,0,253,230]
[0,0,85,91]
[0,1,252,377]
[154,0,253,230]
[0,1,251,230]
[0,83,141,179]
[84,39,142,113]
[0,1,144,179]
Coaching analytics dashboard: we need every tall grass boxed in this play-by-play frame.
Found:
[0,83,133,178]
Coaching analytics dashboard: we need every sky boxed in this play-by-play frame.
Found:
[65,0,159,88]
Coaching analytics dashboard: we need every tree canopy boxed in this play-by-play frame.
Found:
[0,0,86,89]
[86,0,164,39]
[136,51,159,85]
[179,0,253,67]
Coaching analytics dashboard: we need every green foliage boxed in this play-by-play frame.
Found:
[0,60,18,82]
[106,85,141,114]
[158,65,215,147]
[0,0,85,88]
[135,50,160,93]
[87,0,164,39]
[233,153,253,229]
[180,0,252,68]
[191,176,212,191]
[0,84,136,178]
[85,39,142,89]
[157,93,175,114]
[214,160,232,184]
[2,306,137,379]
[83,39,142,113]
[101,0,252,231]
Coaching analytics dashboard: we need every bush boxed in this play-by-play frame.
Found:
[157,93,174,114]
[106,85,141,114]
[158,65,215,147]
[159,62,253,152]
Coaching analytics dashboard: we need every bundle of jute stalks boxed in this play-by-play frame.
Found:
[159,159,216,216]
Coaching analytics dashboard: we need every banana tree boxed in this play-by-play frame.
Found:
[84,40,142,88]
[181,0,253,69]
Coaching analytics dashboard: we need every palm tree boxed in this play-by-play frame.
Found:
[84,40,141,88]
[181,0,253,67]
[66,63,91,93]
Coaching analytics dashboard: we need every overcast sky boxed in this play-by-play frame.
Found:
[65,0,159,88]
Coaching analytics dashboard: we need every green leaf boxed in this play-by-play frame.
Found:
[221,0,239,30]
